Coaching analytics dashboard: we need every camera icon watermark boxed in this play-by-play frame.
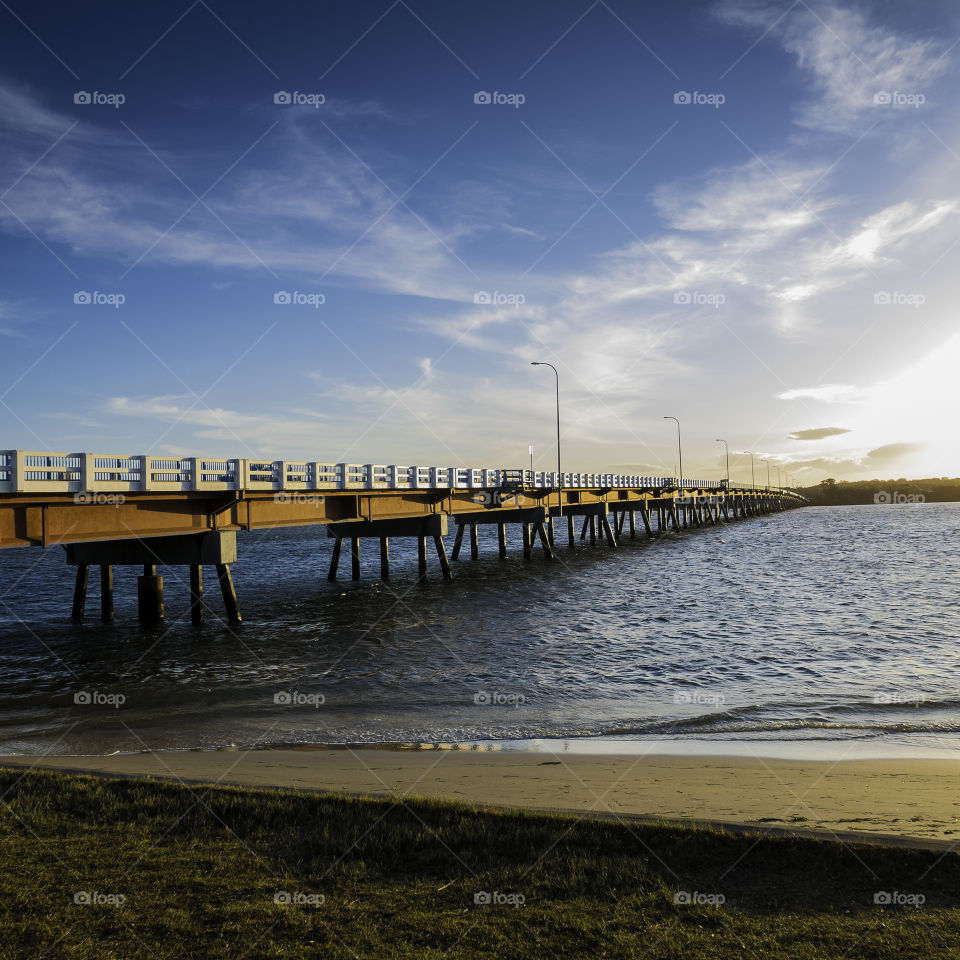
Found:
[274,492,324,505]
[74,492,126,507]
[74,891,126,906]
[873,490,925,504]
[674,290,725,308]
[473,90,525,108]
[873,290,925,307]
[273,690,325,707]
[74,690,126,708]
[74,91,125,108]
[674,890,725,906]
[273,290,325,308]
[473,690,526,707]
[674,90,725,108]
[874,890,925,906]
[74,291,125,308]
[473,290,525,307]
[873,90,925,108]
[474,890,525,907]
[673,690,725,707]
[274,891,325,906]
[273,90,325,108]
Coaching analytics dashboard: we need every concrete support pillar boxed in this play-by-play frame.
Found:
[137,565,164,622]
[567,513,575,548]
[433,534,452,581]
[497,523,507,559]
[216,564,241,623]
[99,564,114,622]
[189,564,203,625]
[380,537,390,580]
[522,522,532,560]
[469,523,479,560]
[71,564,89,621]
[328,537,342,580]
[452,523,465,561]
[417,536,428,581]
[350,538,360,581]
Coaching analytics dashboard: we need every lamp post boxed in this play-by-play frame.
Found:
[531,362,562,522]
[747,451,755,488]
[529,444,534,473]
[775,465,781,490]
[761,458,770,490]
[715,438,729,486]
[663,417,682,489]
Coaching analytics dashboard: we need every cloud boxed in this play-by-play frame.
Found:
[715,1,949,132]
[778,384,868,403]
[864,441,925,464]
[788,426,851,440]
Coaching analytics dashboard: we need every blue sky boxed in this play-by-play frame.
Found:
[2,0,959,482]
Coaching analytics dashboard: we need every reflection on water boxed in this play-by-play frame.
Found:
[1,503,959,755]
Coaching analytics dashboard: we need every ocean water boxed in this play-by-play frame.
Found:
[1,502,959,756]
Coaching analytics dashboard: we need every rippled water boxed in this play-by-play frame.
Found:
[1,503,959,755]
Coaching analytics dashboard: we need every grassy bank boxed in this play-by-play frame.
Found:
[0,767,957,958]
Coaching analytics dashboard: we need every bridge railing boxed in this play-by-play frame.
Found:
[0,450,777,496]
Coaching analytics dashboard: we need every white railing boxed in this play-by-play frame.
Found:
[0,450,742,495]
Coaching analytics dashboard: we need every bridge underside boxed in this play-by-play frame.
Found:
[0,485,804,624]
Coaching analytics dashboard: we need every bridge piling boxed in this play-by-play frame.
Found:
[71,564,88,621]
[380,537,390,579]
[497,523,507,559]
[100,565,114,622]
[327,537,343,580]
[189,565,203,624]
[350,538,361,580]
[216,564,241,623]
[137,565,164,623]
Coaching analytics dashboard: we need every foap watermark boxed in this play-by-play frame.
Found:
[673,690,726,707]
[74,290,125,308]
[274,891,325,906]
[474,891,525,907]
[473,90,525,108]
[274,290,325,308]
[74,492,125,507]
[674,890,726,906]
[874,290,925,307]
[874,890,925,907]
[674,90,725,108]
[474,290,525,307]
[274,492,324,505]
[873,90,925,108]
[74,90,125,108]
[74,891,126,906]
[874,491,925,505]
[274,90,325,108]
[473,690,526,707]
[74,690,126,709]
[473,490,517,507]
[873,690,924,707]
[274,690,325,707]
[674,290,725,308]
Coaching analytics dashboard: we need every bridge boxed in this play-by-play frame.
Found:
[0,449,805,624]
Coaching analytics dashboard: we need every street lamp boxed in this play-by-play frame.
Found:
[761,458,770,490]
[746,451,755,488]
[531,362,562,521]
[715,439,729,486]
[775,465,782,490]
[663,417,682,489]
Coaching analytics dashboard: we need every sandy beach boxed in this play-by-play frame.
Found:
[4,748,960,849]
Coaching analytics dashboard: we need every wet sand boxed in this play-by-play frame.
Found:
[4,748,960,849]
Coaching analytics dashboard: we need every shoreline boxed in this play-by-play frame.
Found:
[4,747,960,850]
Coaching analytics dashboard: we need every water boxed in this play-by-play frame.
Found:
[1,503,959,756]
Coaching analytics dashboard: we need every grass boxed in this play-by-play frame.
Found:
[0,767,958,958]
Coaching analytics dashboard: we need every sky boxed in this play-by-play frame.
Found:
[1,0,959,484]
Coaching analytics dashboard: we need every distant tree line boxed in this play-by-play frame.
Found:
[798,477,960,505]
